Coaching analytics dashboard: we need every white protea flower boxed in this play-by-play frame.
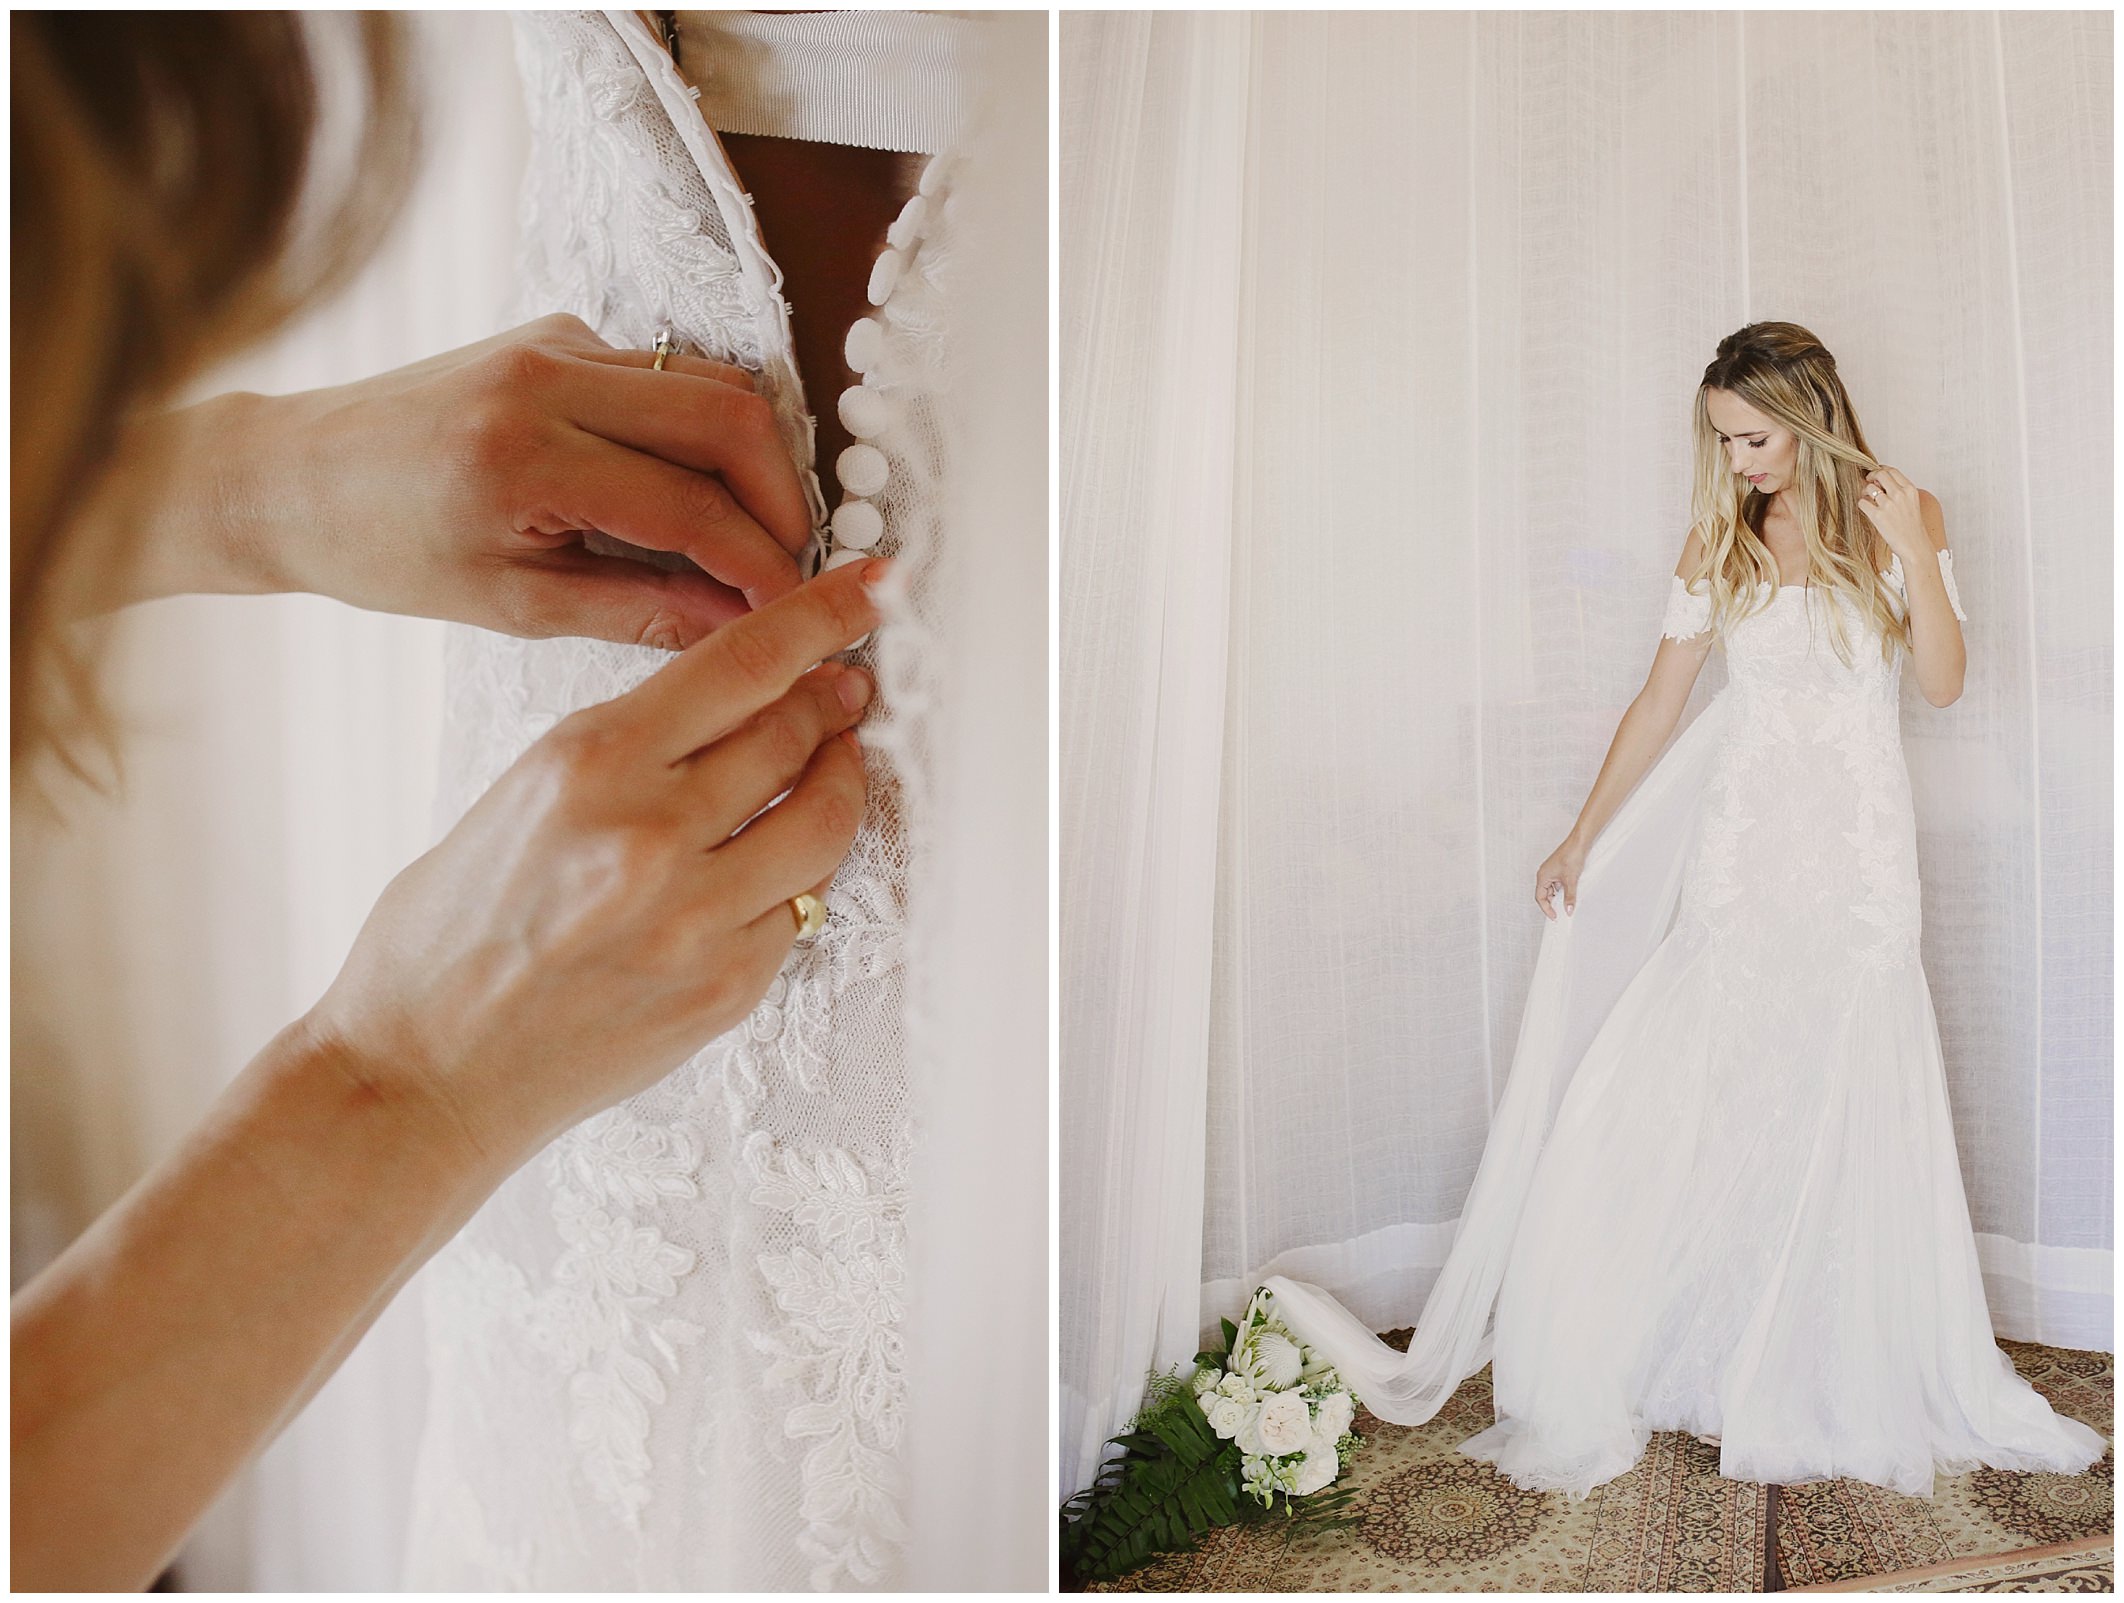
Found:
[1244,1329,1305,1390]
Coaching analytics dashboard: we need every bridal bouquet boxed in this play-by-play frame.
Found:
[1193,1287,1361,1504]
[1059,1286,1363,1584]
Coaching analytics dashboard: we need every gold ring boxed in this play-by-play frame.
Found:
[652,328,676,371]
[788,892,828,941]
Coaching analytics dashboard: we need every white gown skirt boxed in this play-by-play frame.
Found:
[1460,914,2105,1499]
[1269,692,2109,1500]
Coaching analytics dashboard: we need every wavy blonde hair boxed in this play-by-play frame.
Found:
[1682,321,1907,668]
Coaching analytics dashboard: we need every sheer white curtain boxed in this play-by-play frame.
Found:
[11,14,527,1588]
[1060,8,2111,1496]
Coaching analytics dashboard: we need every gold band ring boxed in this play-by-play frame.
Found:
[652,328,676,371]
[789,892,828,942]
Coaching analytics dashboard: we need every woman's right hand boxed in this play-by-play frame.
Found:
[1534,837,1588,921]
[303,556,887,1170]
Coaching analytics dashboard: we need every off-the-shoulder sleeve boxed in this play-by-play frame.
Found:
[1660,575,1713,640]
[1934,548,1968,621]
[1884,548,1969,623]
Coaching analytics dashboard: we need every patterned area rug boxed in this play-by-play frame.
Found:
[1082,1337,2112,1593]
[1786,1536,2111,1592]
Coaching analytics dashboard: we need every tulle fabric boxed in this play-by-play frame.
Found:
[1270,566,2109,1501]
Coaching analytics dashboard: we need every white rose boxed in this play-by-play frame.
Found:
[1202,1394,1253,1441]
[1215,1373,1257,1405]
[1246,1390,1313,1457]
[1311,1389,1355,1445]
[1244,1330,1305,1390]
[1290,1446,1339,1496]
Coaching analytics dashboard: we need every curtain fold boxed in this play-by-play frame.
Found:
[1058,10,1256,1499]
[1060,7,2111,1497]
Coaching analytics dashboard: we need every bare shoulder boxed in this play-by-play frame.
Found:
[1916,487,1949,550]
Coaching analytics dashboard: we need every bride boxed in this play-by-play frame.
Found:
[1268,321,2108,1501]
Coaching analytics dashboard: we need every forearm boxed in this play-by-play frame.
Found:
[78,391,295,613]
[1899,556,1967,707]
[10,1017,508,1591]
[1567,691,1686,850]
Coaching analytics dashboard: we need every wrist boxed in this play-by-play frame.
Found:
[263,1009,519,1199]
[186,390,304,597]
[106,392,296,604]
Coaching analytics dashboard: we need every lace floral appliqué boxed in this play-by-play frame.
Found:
[745,1129,914,1589]
[1661,575,1714,640]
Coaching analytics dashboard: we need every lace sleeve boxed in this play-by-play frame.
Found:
[1659,575,1713,641]
[1934,548,1968,622]
[1885,548,1969,623]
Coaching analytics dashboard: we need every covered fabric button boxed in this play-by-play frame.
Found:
[836,443,890,499]
[886,194,929,252]
[844,317,884,373]
[833,499,884,551]
[866,249,905,306]
[837,383,890,439]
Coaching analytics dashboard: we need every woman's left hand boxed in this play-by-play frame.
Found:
[1855,466,1931,562]
[110,314,818,650]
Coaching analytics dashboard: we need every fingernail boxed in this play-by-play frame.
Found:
[839,727,861,749]
[836,667,872,712]
[861,557,892,587]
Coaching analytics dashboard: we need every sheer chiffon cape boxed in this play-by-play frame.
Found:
[1266,689,1734,1421]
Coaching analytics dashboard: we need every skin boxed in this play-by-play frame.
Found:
[1532,386,1968,922]
[714,129,922,506]
[13,557,887,1592]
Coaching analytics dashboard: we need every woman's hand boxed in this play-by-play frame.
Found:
[122,314,815,648]
[303,555,885,1168]
[1855,466,1931,563]
[1535,837,1587,920]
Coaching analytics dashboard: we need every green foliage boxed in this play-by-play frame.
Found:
[1060,1289,1373,1586]
[1058,1384,1371,1584]
[1059,1383,1243,1585]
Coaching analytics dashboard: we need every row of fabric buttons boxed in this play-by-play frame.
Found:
[822,152,957,589]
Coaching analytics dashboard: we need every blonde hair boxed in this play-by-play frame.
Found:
[11,12,416,779]
[1683,321,1907,667]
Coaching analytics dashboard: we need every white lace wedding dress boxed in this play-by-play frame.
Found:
[401,11,983,1589]
[1269,549,2110,1500]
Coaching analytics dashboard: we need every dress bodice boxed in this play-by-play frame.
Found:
[1661,546,1968,708]
[1661,547,1969,989]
